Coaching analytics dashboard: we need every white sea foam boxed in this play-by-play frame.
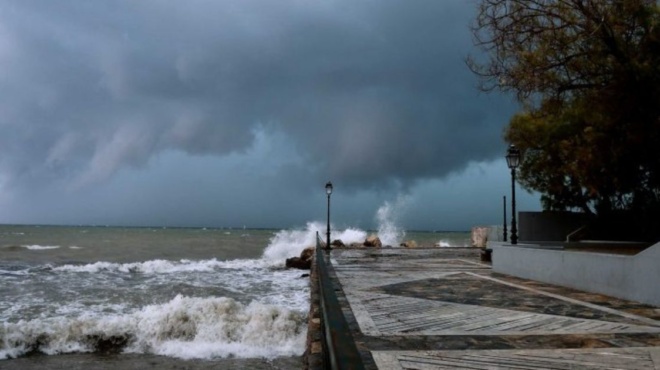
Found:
[4,259,309,325]
[436,240,452,248]
[261,222,368,263]
[53,258,270,274]
[375,196,409,246]
[0,295,306,360]
[23,245,60,250]
[261,222,322,262]
[333,227,368,245]
[260,201,409,259]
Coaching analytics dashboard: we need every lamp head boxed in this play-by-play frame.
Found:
[506,144,521,169]
[325,181,333,195]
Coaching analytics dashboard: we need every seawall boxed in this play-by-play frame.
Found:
[303,248,323,370]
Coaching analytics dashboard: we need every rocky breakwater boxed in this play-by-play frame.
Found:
[283,233,423,270]
[284,235,424,272]
[284,233,388,271]
[305,234,420,250]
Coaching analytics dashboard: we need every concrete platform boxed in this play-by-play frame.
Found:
[328,247,660,369]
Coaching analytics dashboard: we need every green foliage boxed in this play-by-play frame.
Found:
[470,0,660,215]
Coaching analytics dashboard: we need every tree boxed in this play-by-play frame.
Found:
[469,0,660,216]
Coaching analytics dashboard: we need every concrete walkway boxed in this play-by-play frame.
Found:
[328,247,660,370]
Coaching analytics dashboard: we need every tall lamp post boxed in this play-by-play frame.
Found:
[503,195,507,242]
[325,181,333,250]
[506,145,521,244]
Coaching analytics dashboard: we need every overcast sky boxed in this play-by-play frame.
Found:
[0,0,541,231]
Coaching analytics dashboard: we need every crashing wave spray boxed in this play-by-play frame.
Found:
[375,195,409,247]
[0,295,307,360]
[261,222,367,262]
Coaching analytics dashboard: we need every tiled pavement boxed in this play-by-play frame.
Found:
[328,248,660,369]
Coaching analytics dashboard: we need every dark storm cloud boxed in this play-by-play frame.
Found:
[0,0,514,193]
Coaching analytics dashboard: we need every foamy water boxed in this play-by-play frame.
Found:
[0,226,314,361]
[1,295,306,360]
[52,258,275,273]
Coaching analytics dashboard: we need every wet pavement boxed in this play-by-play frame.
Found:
[328,247,660,369]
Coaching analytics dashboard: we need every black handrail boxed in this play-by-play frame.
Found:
[315,232,365,370]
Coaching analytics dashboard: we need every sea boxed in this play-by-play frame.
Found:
[0,222,470,369]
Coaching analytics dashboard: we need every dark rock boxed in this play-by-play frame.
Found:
[286,257,311,270]
[286,246,315,270]
[331,239,345,248]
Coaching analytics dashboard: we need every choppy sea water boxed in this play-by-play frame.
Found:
[0,223,469,368]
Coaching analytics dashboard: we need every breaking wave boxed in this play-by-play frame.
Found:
[375,196,409,247]
[261,221,366,261]
[53,258,270,274]
[0,295,306,360]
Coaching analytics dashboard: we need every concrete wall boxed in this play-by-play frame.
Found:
[491,242,660,306]
[519,211,589,242]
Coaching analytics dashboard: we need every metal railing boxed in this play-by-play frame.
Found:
[566,225,589,242]
[315,232,365,370]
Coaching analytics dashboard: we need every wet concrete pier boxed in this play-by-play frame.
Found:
[318,247,660,369]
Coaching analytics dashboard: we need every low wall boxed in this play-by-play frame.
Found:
[304,249,323,370]
[491,242,660,306]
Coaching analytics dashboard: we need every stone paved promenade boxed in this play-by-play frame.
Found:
[327,247,660,369]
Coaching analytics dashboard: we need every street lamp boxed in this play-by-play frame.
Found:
[503,195,507,242]
[325,181,333,250]
[506,145,521,244]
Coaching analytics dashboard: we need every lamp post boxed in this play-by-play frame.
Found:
[506,145,521,244]
[503,195,507,242]
[325,181,333,250]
